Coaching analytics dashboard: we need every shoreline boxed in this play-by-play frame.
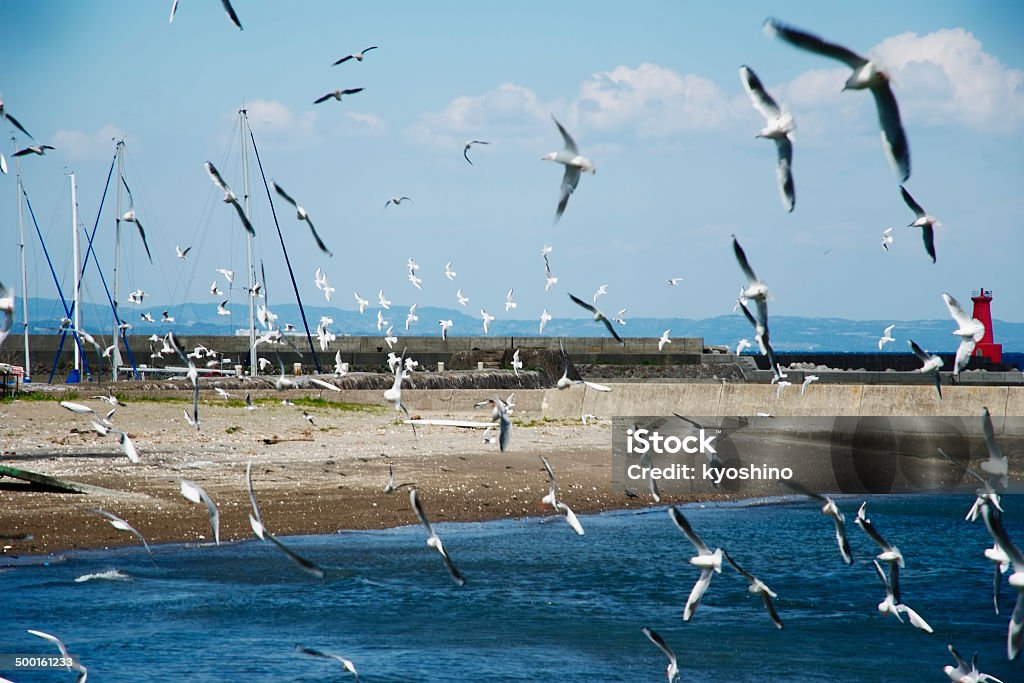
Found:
[0,393,740,557]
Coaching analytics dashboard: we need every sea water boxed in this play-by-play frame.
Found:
[2,494,1022,682]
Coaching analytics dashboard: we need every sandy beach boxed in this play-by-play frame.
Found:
[0,388,735,557]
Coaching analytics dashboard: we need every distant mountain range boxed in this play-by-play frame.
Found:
[20,297,1024,355]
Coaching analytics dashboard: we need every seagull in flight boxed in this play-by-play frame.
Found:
[456,289,469,306]
[352,291,369,314]
[543,114,595,223]
[979,407,1009,490]
[463,139,490,165]
[333,46,378,65]
[658,329,672,351]
[942,643,1003,683]
[723,549,783,629]
[410,488,465,586]
[0,99,35,140]
[13,144,55,157]
[878,324,896,350]
[405,303,419,331]
[782,481,853,565]
[204,161,254,235]
[216,267,234,284]
[765,18,910,183]
[176,244,191,260]
[667,278,684,286]
[543,251,558,291]
[444,261,457,280]
[900,186,938,263]
[438,319,453,340]
[800,375,819,395]
[856,502,905,602]
[92,508,153,558]
[271,181,333,256]
[504,288,517,312]
[246,461,324,578]
[909,339,943,399]
[539,455,584,535]
[943,292,985,377]
[480,309,495,335]
[27,630,87,683]
[180,479,220,545]
[313,87,365,105]
[642,627,679,683]
[881,227,894,252]
[383,196,413,209]
[592,284,608,305]
[568,293,624,345]
[978,498,1024,660]
[539,309,552,334]
[669,507,723,621]
[378,289,391,309]
[739,64,796,212]
[510,349,522,376]
[119,179,154,263]
[872,559,933,633]
[296,645,359,682]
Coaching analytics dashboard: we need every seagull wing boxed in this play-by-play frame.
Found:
[896,603,933,633]
[761,590,784,629]
[551,114,578,154]
[245,460,263,526]
[271,181,299,208]
[943,292,973,329]
[332,55,354,66]
[463,146,474,165]
[668,507,711,555]
[568,293,599,316]
[204,161,230,194]
[410,488,435,537]
[362,46,378,54]
[954,338,976,375]
[775,137,795,212]
[180,479,220,545]
[765,19,868,69]
[899,186,926,217]
[855,504,894,554]
[732,237,759,285]
[1010,593,1024,660]
[437,545,467,586]
[908,340,931,364]
[220,0,243,30]
[555,165,581,222]
[4,112,34,141]
[229,198,256,236]
[169,0,179,23]
[498,412,512,452]
[872,82,910,183]
[303,216,333,256]
[263,528,325,578]
[92,508,153,556]
[739,65,781,119]
[642,627,678,671]
[684,568,714,621]
[982,407,1006,465]
[833,514,853,565]
[27,629,72,659]
[129,215,153,263]
[341,88,365,96]
[601,315,625,345]
[558,502,585,536]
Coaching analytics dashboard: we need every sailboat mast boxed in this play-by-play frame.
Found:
[70,172,81,376]
[240,108,257,376]
[15,139,30,381]
[112,140,124,382]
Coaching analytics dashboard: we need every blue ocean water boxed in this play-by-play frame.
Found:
[2,494,1022,682]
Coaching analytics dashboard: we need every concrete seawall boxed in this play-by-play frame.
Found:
[263,383,1024,419]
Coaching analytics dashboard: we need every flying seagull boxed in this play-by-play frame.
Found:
[856,501,905,603]
[314,87,365,105]
[942,643,1003,683]
[782,481,852,564]
[979,407,1009,490]
[410,488,465,586]
[723,549,783,629]
[642,627,680,683]
[978,499,1024,660]
[878,324,896,350]
[180,479,220,545]
[204,161,254,235]
[463,140,490,165]
[246,461,325,578]
[27,630,87,683]
[13,144,55,157]
[543,114,595,222]
[271,181,333,256]
[333,46,378,65]
[881,227,894,252]
[900,186,938,263]
[176,244,192,260]
[669,506,723,621]
[943,292,984,377]
[909,339,943,399]
[765,18,910,183]
[296,645,359,682]
[384,196,413,209]
[92,508,153,558]
[382,463,415,495]
[568,293,624,345]
[539,455,584,535]
[872,559,933,633]
[739,65,796,212]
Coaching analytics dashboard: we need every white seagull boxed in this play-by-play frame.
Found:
[765,18,910,183]
[510,349,522,376]
[271,181,333,256]
[980,407,1009,489]
[881,227,894,252]
[642,627,679,683]
[246,461,324,578]
[296,645,359,682]
[463,139,490,166]
[405,304,419,331]
[204,161,255,235]
[333,46,378,65]
[353,291,369,314]
[176,244,191,260]
[444,261,457,280]
[568,293,624,345]
[739,64,796,212]
[92,508,153,558]
[439,319,453,340]
[943,292,985,377]
[592,284,608,305]
[658,329,672,351]
[456,289,469,306]
[943,643,1004,683]
[215,300,230,316]
[872,559,933,633]
[543,114,595,222]
[180,479,220,545]
[210,280,223,296]
[504,288,517,312]
[800,375,819,395]
[539,455,584,535]
[736,338,752,355]
[27,630,87,683]
[216,267,234,284]
[978,499,1024,660]
[783,481,853,565]
[669,506,723,621]
[901,186,938,263]
[480,309,495,335]
[410,488,465,586]
[909,339,943,399]
[723,549,783,629]
[856,502,905,602]
[878,324,896,350]
[378,289,391,309]
[539,309,552,334]
[313,87,365,105]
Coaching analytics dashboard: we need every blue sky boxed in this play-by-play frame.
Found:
[2,0,1023,339]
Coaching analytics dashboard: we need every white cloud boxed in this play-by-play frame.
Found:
[406,83,553,148]
[235,99,320,148]
[573,63,741,136]
[872,28,1024,130]
[335,111,386,136]
[51,124,127,160]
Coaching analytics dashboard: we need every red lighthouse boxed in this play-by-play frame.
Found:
[970,287,1001,363]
